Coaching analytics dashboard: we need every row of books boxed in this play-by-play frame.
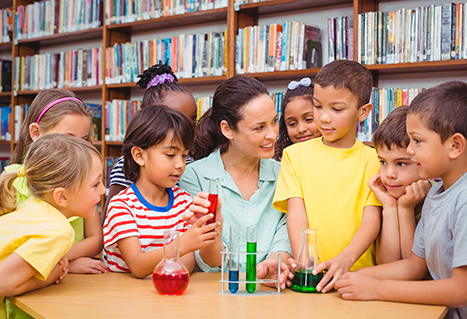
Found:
[15,0,103,41]
[328,16,354,63]
[270,91,284,118]
[105,31,226,84]
[357,3,467,65]
[235,22,321,74]
[104,99,141,142]
[196,96,212,120]
[0,157,9,173]
[14,47,103,92]
[0,104,11,141]
[0,60,12,93]
[358,87,425,142]
[0,8,12,43]
[106,0,228,25]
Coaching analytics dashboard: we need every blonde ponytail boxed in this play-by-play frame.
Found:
[0,172,19,215]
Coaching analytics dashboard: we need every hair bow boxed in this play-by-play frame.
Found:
[288,77,312,90]
[146,73,175,89]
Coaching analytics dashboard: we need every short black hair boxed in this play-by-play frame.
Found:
[122,105,194,182]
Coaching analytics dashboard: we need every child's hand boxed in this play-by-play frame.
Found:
[398,180,431,211]
[335,271,380,301]
[256,259,294,289]
[368,173,397,208]
[312,252,354,293]
[52,257,69,284]
[180,213,220,253]
[183,191,223,226]
[69,257,108,274]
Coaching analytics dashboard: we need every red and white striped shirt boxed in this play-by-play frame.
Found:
[103,184,192,272]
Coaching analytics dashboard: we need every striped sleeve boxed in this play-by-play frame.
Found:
[103,193,139,248]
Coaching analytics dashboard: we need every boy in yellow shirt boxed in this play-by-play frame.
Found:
[273,60,381,293]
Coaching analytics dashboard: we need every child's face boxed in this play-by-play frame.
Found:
[227,94,278,159]
[313,84,368,148]
[284,97,321,144]
[66,155,105,219]
[39,114,91,141]
[163,91,198,123]
[138,133,188,189]
[377,145,421,199]
[406,114,450,180]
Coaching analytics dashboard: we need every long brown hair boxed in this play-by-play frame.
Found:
[12,89,93,164]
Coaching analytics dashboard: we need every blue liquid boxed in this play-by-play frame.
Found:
[246,242,257,293]
[229,270,239,293]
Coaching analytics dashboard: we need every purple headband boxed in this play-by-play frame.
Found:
[146,73,175,89]
[36,97,83,124]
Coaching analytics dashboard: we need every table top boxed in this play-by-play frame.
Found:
[7,272,448,319]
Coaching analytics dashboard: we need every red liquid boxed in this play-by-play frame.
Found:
[152,270,190,295]
[207,193,218,224]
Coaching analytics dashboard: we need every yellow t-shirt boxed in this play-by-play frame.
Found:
[0,198,74,319]
[3,164,84,243]
[273,138,381,271]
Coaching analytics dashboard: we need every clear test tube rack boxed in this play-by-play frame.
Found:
[217,251,283,295]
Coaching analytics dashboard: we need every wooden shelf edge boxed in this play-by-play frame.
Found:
[17,27,103,46]
[0,92,12,97]
[238,0,352,15]
[240,68,321,81]
[106,8,228,33]
[106,76,227,88]
[366,59,467,74]
[0,140,11,145]
[15,86,103,96]
[106,141,123,146]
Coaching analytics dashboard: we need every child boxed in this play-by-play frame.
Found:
[273,60,381,293]
[274,77,321,161]
[103,105,222,278]
[335,81,467,319]
[369,105,431,264]
[0,134,105,319]
[103,61,197,223]
[3,89,106,275]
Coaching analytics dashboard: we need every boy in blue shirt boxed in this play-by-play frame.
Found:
[335,81,467,319]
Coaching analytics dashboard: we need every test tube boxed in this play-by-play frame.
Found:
[246,226,257,293]
[229,226,240,293]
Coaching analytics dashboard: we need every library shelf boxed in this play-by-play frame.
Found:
[106,141,123,146]
[365,60,467,75]
[105,76,227,89]
[0,140,10,145]
[242,68,321,81]
[16,27,104,48]
[15,85,103,96]
[0,41,12,52]
[106,8,228,34]
[0,92,11,98]
[237,0,352,16]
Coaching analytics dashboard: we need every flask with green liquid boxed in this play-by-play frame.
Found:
[291,228,324,293]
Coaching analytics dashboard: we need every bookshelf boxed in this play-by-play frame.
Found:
[0,0,465,210]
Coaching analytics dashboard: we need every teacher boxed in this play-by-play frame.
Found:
[179,75,292,288]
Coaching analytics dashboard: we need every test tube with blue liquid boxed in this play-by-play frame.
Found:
[246,226,257,293]
[228,226,240,293]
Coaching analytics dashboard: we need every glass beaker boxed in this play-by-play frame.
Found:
[291,228,323,293]
[152,230,190,295]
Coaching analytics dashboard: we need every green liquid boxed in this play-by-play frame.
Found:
[246,242,257,293]
[291,269,324,293]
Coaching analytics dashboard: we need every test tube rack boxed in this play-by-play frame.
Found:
[217,251,283,296]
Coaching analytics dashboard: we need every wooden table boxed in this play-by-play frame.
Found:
[7,272,448,319]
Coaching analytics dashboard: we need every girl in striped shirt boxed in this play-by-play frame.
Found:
[103,105,222,278]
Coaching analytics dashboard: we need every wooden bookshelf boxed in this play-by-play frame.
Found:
[15,86,103,96]
[237,0,352,16]
[106,8,228,33]
[105,76,227,89]
[0,92,11,98]
[243,69,322,81]
[366,60,467,75]
[16,27,104,48]
[0,140,10,145]
[0,42,12,53]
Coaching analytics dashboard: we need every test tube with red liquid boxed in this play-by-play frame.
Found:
[207,179,219,224]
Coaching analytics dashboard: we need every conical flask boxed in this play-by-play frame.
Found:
[291,228,323,293]
[152,230,190,295]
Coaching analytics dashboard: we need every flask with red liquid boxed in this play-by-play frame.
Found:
[152,230,189,295]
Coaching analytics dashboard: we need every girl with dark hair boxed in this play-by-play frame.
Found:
[180,75,293,289]
[103,105,222,278]
[274,77,321,161]
[103,61,197,224]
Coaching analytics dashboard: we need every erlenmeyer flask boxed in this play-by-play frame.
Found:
[291,228,323,293]
[152,230,190,295]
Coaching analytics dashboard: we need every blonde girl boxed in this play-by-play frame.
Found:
[0,134,105,318]
[3,89,106,276]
